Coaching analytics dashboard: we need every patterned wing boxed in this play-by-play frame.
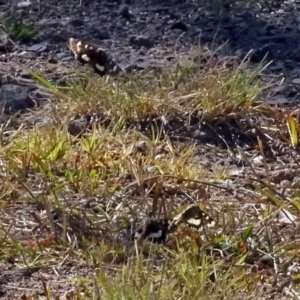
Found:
[68,38,122,76]
[169,204,216,233]
[132,218,172,244]
[131,204,215,244]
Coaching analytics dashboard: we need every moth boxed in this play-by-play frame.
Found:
[132,204,216,244]
[68,38,123,76]
[170,204,216,232]
[132,218,171,244]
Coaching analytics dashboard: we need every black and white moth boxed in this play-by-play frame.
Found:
[170,204,216,232]
[133,218,172,244]
[132,204,216,244]
[68,38,122,76]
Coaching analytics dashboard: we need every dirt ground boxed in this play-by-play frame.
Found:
[1,0,300,298]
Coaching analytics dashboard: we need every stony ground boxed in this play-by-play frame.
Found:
[1,0,300,111]
[1,0,300,299]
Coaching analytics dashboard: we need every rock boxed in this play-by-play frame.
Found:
[135,141,147,154]
[170,21,188,31]
[16,1,31,8]
[19,73,33,79]
[250,45,273,63]
[166,56,175,61]
[268,62,284,72]
[268,95,289,106]
[37,19,61,27]
[0,84,36,113]
[274,84,289,95]
[119,5,133,19]
[271,169,296,184]
[291,48,300,61]
[55,52,72,61]
[0,32,14,53]
[48,57,58,64]
[288,90,297,98]
[124,64,145,73]
[285,60,297,69]
[68,120,86,136]
[129,35,154,48]
[51,32,70,42]
[169,11,181,20]
[27,42,48,52]
[66,18,84,27]
[59,56,73,62]
[292,78,300,85]
[93,30,110,40]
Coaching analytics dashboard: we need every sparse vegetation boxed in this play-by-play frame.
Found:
[0,13,37,42]
[5,21,37,41]
[1,46,300,299]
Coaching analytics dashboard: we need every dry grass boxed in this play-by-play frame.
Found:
[0,47,300,299]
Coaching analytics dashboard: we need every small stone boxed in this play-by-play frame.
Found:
[170,21,188,31]
[135,141,147,154]
[269,62,284,72]
[169,11,180,20]
[292,78,300,85]
[253,155,263,166]
[27,43,48,52]
[287,90,297,98]
[292,178,300,188]
[56,52,71,61]
[192,130,202,138]
[16,1,31,8]
[166,56,175,61]
[129,35,154,48]
[281,180,291,188]
[269,93,289,104]
[284,60,296,69]
[0,84,35,113]
[124,64,145,73]
[66,18,84,27]
[274,84,289,95]
[48,58,58,64]
[93,30,110,40]
[68,121,86,136]
[119,5,133,19]
[19,73,32,79]
[250,45,273,63]
[59,56,73,62]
